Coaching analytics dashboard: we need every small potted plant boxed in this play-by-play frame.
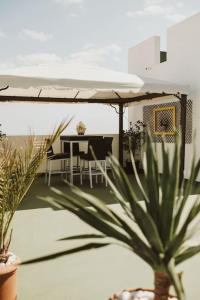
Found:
[0,124,6,141]
[24,132,200,300]
[76,121,86,135]
[123,120,146,173]
[0,121,70,300]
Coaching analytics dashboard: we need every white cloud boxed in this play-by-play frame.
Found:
[17,53,62,65]
[0,62,14,71]
[166,13,186,23]
[20,29,53,42]
[1,43,122,73]
[176,2,184,8]
[53,0,83,6]
[126,1,172,17]
[68,44,122,66]
[83,43,95,49]
[69,13,79,17]
[126,0,186,24]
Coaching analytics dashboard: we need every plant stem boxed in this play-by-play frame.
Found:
[154,272,171,300]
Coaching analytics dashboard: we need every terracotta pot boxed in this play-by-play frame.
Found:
[0,257,20,300]
[108,288,178,300]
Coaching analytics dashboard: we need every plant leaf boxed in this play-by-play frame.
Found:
[58,234,106,241]
[22,242,110,264]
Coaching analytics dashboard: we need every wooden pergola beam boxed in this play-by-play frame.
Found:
[0,92,172,105]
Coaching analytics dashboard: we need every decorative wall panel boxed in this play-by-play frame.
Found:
[143,100,192,143]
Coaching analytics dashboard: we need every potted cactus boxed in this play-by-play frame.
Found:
[24,132,200,300]
[0,120,70,300]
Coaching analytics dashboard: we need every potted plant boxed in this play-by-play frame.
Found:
[76,121,86,135]
[0,120,70,300]
[0,124,6,141]
[24,132,200,300]
[123,120,146,173]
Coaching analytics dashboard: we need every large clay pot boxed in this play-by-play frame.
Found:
[0,258,20,300]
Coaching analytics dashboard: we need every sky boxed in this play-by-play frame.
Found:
[0,0,199,134]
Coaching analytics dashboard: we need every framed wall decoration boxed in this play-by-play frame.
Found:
[153,106,176,136]
[143,100,192,144]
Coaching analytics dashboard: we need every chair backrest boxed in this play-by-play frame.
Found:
[103,137,113,156]
[87,139,107,160]
[87,136,103,141]
[47,145,55,159]
[85,136,103,153]
[64,142,80,155]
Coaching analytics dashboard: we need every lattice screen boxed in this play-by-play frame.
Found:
[143,100,192,143]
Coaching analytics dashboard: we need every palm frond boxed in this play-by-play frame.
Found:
[0,119,71,256]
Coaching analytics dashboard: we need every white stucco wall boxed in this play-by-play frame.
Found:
[128,12,200,180]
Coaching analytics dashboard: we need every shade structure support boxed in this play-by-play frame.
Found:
[179,94,187,185]
[118,103,124,166]
[0,85,9,92]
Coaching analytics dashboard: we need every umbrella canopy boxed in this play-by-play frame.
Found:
[0,64,189,103]
[0,64,142,100]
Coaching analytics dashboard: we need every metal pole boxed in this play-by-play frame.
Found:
[179,94,187,185]
[119,104,124,166]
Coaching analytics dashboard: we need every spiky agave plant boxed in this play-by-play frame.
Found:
[0,120,71,262]
[24,132,200,300]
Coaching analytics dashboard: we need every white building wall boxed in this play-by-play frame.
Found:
[128,36,161,74]
[128,12,200,180]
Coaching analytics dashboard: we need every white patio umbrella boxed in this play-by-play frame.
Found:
[0,63,188,101]
[0,64,143,100]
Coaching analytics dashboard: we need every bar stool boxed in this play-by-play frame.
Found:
[45,144,70,186]
[104,136,113,170]
[80,139,107,188]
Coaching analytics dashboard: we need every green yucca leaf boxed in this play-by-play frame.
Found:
[89,150,134,220]
[160,134,181,245]
[175,244,200,265]
[142,133,161,227]
[174,158,200,231]
[165,201,200,262]
[130,150,148,204]
[166,258,185,300]
[22,242,110,264]
[58,234,106,241]
[50,190,133,248]
[108,154,164,253]
[50,188,159,268]
[68,186,123,227]
[109,208,160,268]
[109,155,142,205]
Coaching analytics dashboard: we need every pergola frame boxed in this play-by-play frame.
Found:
[0,90,187,181]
